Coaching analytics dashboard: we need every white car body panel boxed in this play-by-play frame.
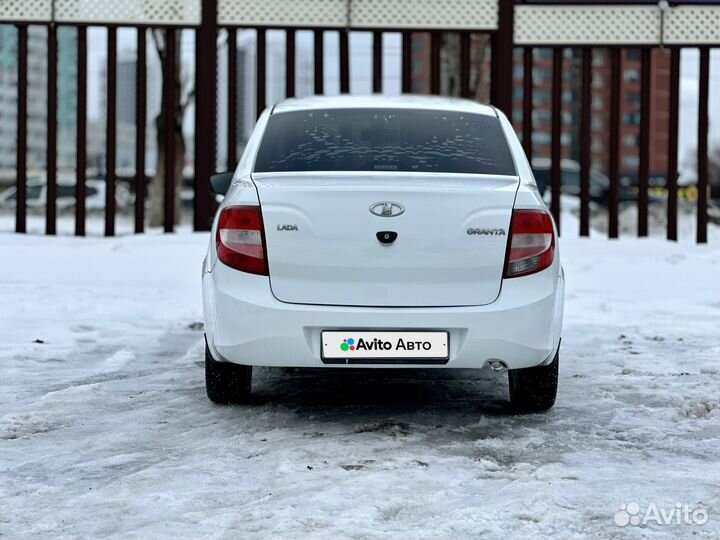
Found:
[203,95,564,370]
[255,172,518,307]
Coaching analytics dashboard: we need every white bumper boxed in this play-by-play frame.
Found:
[203,261,564,370]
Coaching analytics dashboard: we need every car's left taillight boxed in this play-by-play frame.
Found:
[216,205,268,275]
[504,209,555,278]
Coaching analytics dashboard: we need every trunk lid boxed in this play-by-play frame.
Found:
[254,172,519,307]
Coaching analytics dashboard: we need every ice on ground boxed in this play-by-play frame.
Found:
[1,215,720,539]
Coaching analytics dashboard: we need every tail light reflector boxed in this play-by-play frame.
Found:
[216,206,268,275]
[504,209,555,278]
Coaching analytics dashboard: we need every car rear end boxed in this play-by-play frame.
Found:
[202,96,564,409]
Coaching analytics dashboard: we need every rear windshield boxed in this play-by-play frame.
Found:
[253,108,517,175]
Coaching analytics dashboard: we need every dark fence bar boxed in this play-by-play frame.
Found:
[105,27,117,237]
[522,47,533,160]
[314,30,324,94]
[372,31,382,93]
[460,33,471,98]
[286,29,296,98]
[493,0,514,116]
[579,48,592,237]
[164,28,176,233]
[666,48,680,241]
[430,32,441,95]
[194,0,216,232]
[256,28,266,118]
[697,47,709,244]
[550,47,562,231]
[285,28,295,97]
[608,48,622,239]
[339,30,349,93]
[638,48,651,237]
[135,29,147,234]
[46,24,57,235]
[401,31,411,93]
[15,25,27,234]
[76,26,87,236]
[227,28,237,167]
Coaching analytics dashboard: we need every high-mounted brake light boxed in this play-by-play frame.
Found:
[504,209,555,278]
[216,206,268,275]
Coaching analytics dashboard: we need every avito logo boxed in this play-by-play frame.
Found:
[340,337,432,352]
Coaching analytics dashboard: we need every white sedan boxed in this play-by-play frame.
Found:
[202,95,564,412]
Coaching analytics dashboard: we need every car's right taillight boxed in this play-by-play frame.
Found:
[504,209,555,278]
[216,205,268,275]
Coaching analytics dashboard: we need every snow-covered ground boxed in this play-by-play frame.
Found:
[1,212,719,539]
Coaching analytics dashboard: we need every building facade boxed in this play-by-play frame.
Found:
[411,35,670,183]
[0,26,77,176]
[511,47,670,183]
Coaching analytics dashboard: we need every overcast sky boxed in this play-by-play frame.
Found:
[85,30,719,177]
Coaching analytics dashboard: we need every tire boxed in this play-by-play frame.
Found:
[508,351,559,413]
[205,341,252,404]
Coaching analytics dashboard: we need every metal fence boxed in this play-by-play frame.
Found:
[1,0,718,241]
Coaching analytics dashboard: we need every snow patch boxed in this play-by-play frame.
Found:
[679,400,720,420]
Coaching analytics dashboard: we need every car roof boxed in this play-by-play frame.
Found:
[271,95,498,117]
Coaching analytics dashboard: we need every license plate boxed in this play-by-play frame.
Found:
[322,331,449,360]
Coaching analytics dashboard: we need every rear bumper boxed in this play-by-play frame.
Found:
[203,261,564,370]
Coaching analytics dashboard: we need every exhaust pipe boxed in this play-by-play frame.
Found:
[487,360,508,371]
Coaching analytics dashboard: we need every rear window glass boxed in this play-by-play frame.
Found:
[254,108,516,175]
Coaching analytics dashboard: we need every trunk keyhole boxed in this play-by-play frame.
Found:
[377,231,398,245]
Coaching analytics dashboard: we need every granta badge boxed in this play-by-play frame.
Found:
[467,228,506,236]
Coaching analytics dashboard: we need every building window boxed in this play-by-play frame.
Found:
[562,90,573,103]
[560,133,572,146]
[592,50,605,67]
[626,49,642,61]
[513,65,524,80]
[533,67,551,82]
[625,92,640,105]
[532,131,552,145]
[624,134,639,147]
[512,109,523,124]
[533,90,551,105]
[592,95,604,110]
[623,113,641,125]
[532,109,551,124]
[562,111,573,125]
[592,73,604,88]
[592,117,604,130]
[591,140,604,152]
[624,155,640,168]
[533,48,553,61]
[513,87,523,101]
[624,69,640,83]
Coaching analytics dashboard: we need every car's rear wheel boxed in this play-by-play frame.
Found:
[205,341,252,404]
[508,351,559,413]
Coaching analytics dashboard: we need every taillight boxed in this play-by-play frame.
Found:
[216,206,268,275]
[504,209,555,278]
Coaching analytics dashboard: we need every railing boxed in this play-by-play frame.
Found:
[0,0,718,242]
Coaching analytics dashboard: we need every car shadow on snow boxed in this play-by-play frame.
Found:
[245,366,518,417]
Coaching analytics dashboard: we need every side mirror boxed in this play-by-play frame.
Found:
[209,172,234,196]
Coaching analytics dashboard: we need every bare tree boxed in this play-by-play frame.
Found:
[471,35,491,103]
[438,34,491,100]
[148,30,194,228]
[442,34,461,97]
